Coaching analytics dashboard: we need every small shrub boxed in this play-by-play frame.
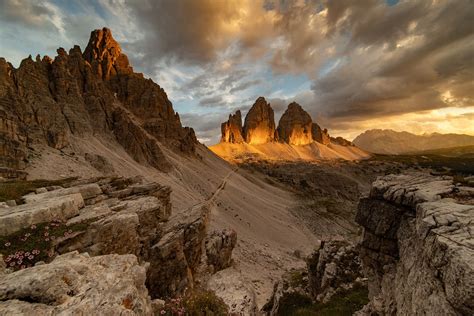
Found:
[156,289,228,316]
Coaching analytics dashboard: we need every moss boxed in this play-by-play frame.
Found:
[276,284,369,316]
[0,178,76,203]
[286,269,307,288]
[0,219,92,270]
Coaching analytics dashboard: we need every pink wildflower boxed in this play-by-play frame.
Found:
[44,232,49,237]
[4,242,10,247]
[9,262,15,266]
[31,225,36,229]
[20,265,26,269]
[160,311,166,315]
[44,226,49,230]
[28,255,34,260]
[45,238,49,241]
[25,252,30,256]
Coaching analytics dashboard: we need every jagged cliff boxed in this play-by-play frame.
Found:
[0,27,196,175]
[276,102,313,145]
[355,173,473,315]
[211,97,366,162]
[242,97,276,145]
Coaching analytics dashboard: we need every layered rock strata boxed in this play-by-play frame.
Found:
[356,173,474,315]
[0,27,196,174]
[0,176,236,300]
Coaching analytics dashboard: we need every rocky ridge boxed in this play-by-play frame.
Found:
[218,96,353,148]
[0,175,237,310]
[0,27,197,175]
[355,173,474,315]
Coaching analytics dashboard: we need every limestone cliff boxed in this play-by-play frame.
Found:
[276,102,313,145]
[0,27,197,173]
[221,110,244,143]
[355,173,473,315]
[242,97,276,144]
[312,123,330,145]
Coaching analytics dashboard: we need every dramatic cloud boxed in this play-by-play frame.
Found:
[1,0,472,143]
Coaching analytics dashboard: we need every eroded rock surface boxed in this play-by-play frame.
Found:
[242,97,276,144]
[307,240,364,303]
[311,123,330,145]
[0,27,196,174]
[1,176,223,300]
[277,102,313,145]
[221,111,244,143]
[0,251,153,315]
[356,173,474,315]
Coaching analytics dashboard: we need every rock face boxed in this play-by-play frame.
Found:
[221,111,244,143]
[0,27,197,174]
[205,229,237,273]
[242,97,276,144]
[330,136,353,146]
[311,123,330,145]
[307,240,364,303]
[0,176,224,300]
[0,251,154,315]
[277,102,313,145]
[356,173,474,315]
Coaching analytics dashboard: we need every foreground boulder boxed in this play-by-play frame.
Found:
[0,251,153,315]
[356,173,474,315]
[0,176,230,299]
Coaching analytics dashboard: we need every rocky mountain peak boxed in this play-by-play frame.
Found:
[221,110,244,143]
[83,27,133,80]
[242,97,276,144]
[277,102,313,145]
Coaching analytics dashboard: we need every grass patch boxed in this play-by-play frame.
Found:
[156,288,229,316]
[1,219,91,271]
[276,284,369,316]
[0,178,76,203]
[286,269,307,288]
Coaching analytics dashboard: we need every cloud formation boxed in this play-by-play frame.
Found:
[0,0,472,143]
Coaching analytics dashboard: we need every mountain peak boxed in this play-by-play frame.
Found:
[83,27,133,79]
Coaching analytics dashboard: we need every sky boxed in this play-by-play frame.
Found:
[0,0,473,144]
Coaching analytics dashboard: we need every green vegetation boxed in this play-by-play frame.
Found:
[276,285,369,316]
[286,269,308,288]
[0,219,91,271]
[156,288,229,316]
[0,178,76,203]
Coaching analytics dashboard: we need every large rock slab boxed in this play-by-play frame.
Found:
[356,173,473,315]
[0,193,83,236]
[22,183,102,204]
[0,251,153,315]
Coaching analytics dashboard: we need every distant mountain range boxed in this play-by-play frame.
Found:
[353,129,474,154]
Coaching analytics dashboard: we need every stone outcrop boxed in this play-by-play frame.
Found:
[0,175,227,300]
[242,97,276,144]
[356,173,474,315]
[218,98,354,150]
[311,123,330,145]
[307,240,364,303]
[276,102,313,145]
[0,27,197,174]
[205,229,237,273]
[0,251,154,315]
[221,110,244,143]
